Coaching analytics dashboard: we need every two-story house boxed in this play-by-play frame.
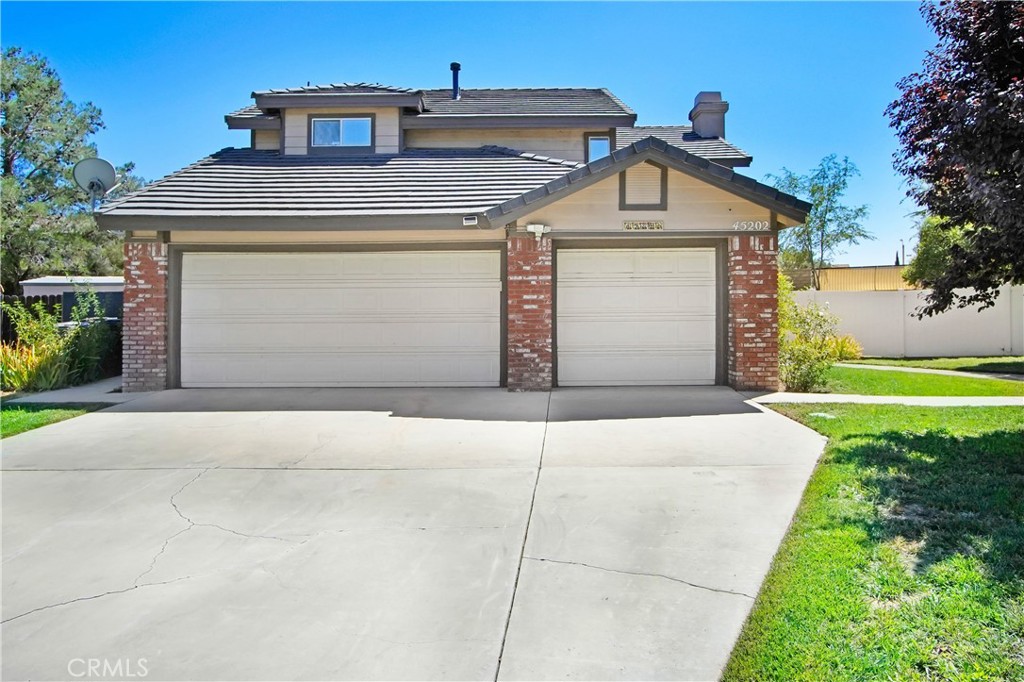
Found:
[97,64,809,392]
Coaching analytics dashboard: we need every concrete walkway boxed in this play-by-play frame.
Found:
[839,362,1024,383]
[1,386,826,681]
[753,392,1023,406]
[4,376,154,405]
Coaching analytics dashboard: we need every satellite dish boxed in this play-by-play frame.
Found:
[73,157,118,210]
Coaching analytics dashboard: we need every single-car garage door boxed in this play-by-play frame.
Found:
[180,251,501,387]
[556,248,718,386]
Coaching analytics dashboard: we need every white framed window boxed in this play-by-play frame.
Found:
[310,117,373,149]
[585,133,611,163]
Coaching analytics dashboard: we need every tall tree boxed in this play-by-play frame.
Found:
[767,155,872,290]
[887,1,1024,315]
[1,47,143,294]
[902,215,968,288]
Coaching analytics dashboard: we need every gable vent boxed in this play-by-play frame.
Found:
[625,162,664,205]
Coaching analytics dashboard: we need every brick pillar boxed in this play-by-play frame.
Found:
[728,234,780,391]
[123,241,169,392]
[506,234,553,391]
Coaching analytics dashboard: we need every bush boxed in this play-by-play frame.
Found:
[0,287,119,392]
[829,334,863,361]
[66,289,116,384]
[778,273,846,392]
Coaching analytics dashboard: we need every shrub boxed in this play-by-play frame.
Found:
[66,288,116,384]
[0,287,119,392]
[829,334,863,361]
[778,273,845,392]
[0,334,72,392]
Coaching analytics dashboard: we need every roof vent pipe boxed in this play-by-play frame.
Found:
[450,62,461,100]
[688,91,729,139]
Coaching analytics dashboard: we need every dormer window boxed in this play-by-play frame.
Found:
[584,132,612,163]
[309,115,374,154]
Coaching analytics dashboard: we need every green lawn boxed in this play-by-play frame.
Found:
[0,402,110,438]
[848,356,1024,375]
[724,405,1024,682]
[826,365,1024,397]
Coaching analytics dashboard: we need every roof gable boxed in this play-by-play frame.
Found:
[484,136,810,226]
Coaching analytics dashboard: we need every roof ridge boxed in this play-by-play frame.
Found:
[422,87,615,92]
[253,82,420,96]
[479,145,583,169]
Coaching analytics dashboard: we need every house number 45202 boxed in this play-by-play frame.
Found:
[732,220,771,231]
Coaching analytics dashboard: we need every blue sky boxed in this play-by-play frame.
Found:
[3,1,935,265]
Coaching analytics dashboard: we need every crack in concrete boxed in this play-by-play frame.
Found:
[288,433,339,468]
[1,576,193,624]
[168,469,295,543]
[523,556,755,600]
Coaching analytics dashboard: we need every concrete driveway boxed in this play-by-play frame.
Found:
[2,387,824,681]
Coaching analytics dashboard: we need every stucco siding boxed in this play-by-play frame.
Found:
[282,107,401,155]
[252,130,280,150]
[521,167,771,232]
[404,128,590,162]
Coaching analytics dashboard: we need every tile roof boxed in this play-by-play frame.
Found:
[252,82,419,96]
[226,105,271,119]
[616,126,751,165]
[419,88,636,117]
[485,136,810,225]
[98,147,581,221]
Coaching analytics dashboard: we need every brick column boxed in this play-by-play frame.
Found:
[728,234,779,391]
[506,234,553,391]
[123,241,169,392]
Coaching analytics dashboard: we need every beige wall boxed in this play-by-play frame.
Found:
[795,285,1024,357]
[252,130,280,150]
[520,166,771,232]
[169,229,505,244]
[405,127,592,162]
[282,107,401,155]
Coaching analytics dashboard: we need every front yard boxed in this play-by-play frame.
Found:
[724,405,1024,681]
[848,356,1024,375]
[826,365,1024,396]
[0,402,109,438]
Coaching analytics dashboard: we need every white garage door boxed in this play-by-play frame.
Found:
[557,248,718,386]
[180,251,501,387]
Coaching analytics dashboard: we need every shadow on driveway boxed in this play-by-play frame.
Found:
[103,385,761,422]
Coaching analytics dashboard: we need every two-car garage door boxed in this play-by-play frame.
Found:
[180,251,501,387]
[178,247,718,388]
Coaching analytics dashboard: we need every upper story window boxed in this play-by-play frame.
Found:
[309,115,374,153]
[585,133,611,163]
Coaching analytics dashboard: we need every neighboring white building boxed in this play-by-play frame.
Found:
[19,276,124,297]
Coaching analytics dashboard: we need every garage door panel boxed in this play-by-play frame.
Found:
[559,318,716,349]
[559,284,715,314]
[180,251,500,387]
[558,351,717,387]
[557,248,718,386]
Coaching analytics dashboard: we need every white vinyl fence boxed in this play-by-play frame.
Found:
[794,285,1024,358]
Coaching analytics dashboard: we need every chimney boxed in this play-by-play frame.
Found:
[450,62,461,100]
[688,91,729,139]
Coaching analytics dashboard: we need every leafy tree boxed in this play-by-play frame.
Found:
[1,47,143,294]
[767,155,872,290]
[902,215,969,287]
[887,1,1024,314]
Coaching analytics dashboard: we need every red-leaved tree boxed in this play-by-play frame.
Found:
[887,1,1024,314]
